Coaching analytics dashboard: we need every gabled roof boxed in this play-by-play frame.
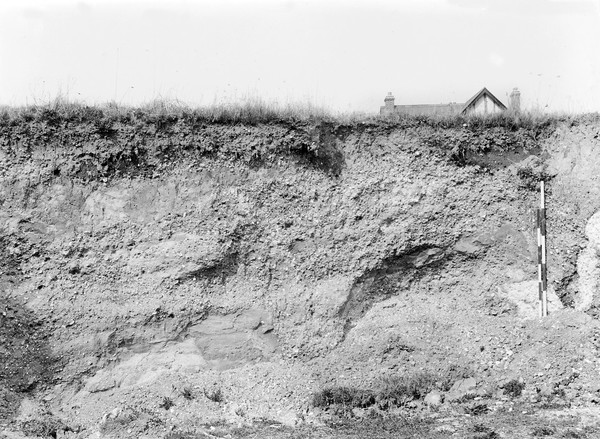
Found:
[461,87,507,114]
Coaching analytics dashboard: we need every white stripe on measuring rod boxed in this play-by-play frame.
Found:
[541,240,546,264]
[542,291,548,315]
[540,181,545,208]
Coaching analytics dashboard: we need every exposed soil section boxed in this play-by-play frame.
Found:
[0,296,58,420]
[1,112,600,437]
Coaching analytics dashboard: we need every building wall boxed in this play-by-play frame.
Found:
[380,105,396,116]
[380,103,464,116]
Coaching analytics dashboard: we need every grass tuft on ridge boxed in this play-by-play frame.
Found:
[1,95,595,130]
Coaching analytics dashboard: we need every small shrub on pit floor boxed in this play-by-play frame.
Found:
[532,426,556,437]
[312,387,375,408]
[503,379,525,398]
[472,423,500,439]
[164,432,204,439]
[181,386,194,400]
[539,399,570,410]
[376,372,438,407]
[454,393,478,404]
[204,388,224,403]
[159,396,175,410]
[312,367,478,412]
[464,402,489,416]
[561,428,591,438]
[312,373,439,411]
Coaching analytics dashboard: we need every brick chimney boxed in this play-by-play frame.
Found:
[509,88,521,113]
[384,92,395,109]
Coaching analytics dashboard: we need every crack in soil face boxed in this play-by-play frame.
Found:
[338,245,456,340]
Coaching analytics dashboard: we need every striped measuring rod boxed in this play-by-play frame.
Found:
[537,181,548,317]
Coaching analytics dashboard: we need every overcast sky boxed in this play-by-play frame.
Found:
[1,0,599,113]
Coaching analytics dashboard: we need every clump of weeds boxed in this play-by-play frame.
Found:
[181,386,194,400]
[503,379,525,398]
[312,365,474,414]
[204,387,224,403]
[472,423,500,439]
[159,396,175,410]
[464,402,489,416]
[532,425,556,437]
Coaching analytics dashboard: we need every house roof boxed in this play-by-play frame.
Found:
[461,87,507,114]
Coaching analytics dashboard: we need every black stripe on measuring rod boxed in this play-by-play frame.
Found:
[539,281,543,301]
[538,244,542,263]
[542,263,547,290]
[540,208,546,235]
